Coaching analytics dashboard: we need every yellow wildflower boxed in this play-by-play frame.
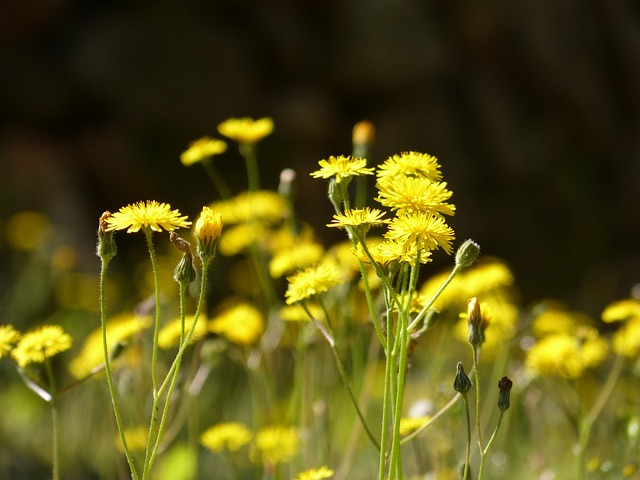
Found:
[0,325,21,359]
[310,155,374,183]
[376,176,455,216]
[180,136,227,166]
[209,303,264,346]
[212,190,289,225]
[602,298,640,323]
[106,200,191,233]
[285,263,343,304]
[115,427,148,453]
[327,208,389,233]
[12,325,72,367]
[294,466,335,480]
[200,422,253,452]
[612,316,640,357]
[385,211,455,255]
[279,303,324,322]
[531,307,588,336]
[254,426,298,465]
[194,206,223,244]
[218,117,274,144]
[5,211,52,251]
[158,314,208,349]
[269,241,324,278]
[377,151,442,182]
[399,416,431,436]
[219,223,268,256]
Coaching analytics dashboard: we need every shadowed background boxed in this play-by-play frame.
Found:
[1,0,639,313]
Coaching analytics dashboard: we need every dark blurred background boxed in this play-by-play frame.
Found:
[1,0,639,314]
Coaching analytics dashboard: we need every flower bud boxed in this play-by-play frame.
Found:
[352,120,375,159]
[174,252,197,285]
[467,297,487,347]
[195,206,223,261]
[497,376,513,411]
[454,361,472,394]
[455,239,480,268]
[170,231,192,254]
[97,211,117,262]
[328,178,345,212]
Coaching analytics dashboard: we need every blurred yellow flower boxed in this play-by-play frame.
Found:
[269,241,324,278]
[218,117,274,144]
[212,191,289,225]
[180,136,227,166]
[107,201,191,233]
[602,298,640,323]
[158,314,208,349]
[12,325,72,367]
[219,223,268,256]
[279,303,323,322]
[5,211,52,251]
[0,325,21,359]
[377,151,442,182]
[209,303,264,346]
[310,155,374,183]
[285,263,343,305]
[115,426,148,453]
[399,416,431,436]
[200,422,253,452]
[254,426,298,465]
[612,316,640,358]
[294,466,335,480]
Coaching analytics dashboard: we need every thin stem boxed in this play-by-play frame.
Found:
[357,260,386,349]
[144,228,161,398]
[201,158,233,199]
[472,345,484,456]
[240,143,260,192]
[44,359,60,480]
[100,258,139,479]
[409,264,462,332]
[462,393,472,480]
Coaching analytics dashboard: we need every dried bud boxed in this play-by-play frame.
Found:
[174,252,197,285]
[497,376,513,411]
[455,239,480,268]
[454,361,472,394]
[97,211,117,262]
[170,231,192,254]
[278,168,297,199]
[467,297,487,347]
[194,206,223,261]
[352,120,375,159]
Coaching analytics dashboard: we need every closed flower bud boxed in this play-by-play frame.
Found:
[195,206,223,261]
[497,376,513,411]
[97,211,117,262]
[467,297,487,347]
[352,120,375,159]
[174,252,196,285]
[454,361,472,394]
[455,239,480,268]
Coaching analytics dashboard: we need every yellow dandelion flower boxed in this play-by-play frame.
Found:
[0,325,21,359]
[218,223,269,256]
[294,466,335,480]
[279,303,324,322]
[115,427,148,453]
[254,426,298,465]
[106,200,191,233]
[612,316,640,357]
[209,303,264,346]
[194,206,223,244]
[69,313,151,378]
[525,327,608,378]
[602,298,640,323]
[327,208,389,234]
[158,314,208,349]
[377,151,442,182]
[310,155,375,183]
[200,422,253,452]
[375,176,455,216]
[212,191,289,225]
[269,241,324,278]
[531,307,588,336]
[458,261,514,298]
[5,211,52,251]
[218,117,274,144]
[12,325,72,367]
[399,416,431,436]
[385,212,455,255]
[180,136,227,166]
[285,263,343,305]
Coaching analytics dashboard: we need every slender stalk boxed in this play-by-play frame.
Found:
[44,359,60,480]
[201,158,233,199]
[144,228,161,398]
[99,258,139,479]
[462,393,472,480]
[472,345,484,457]
[240,143,260,192]
[409,264,462,332]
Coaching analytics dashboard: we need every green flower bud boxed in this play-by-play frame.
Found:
[467,297,487,347]
[455,239,480,268]
[97,211,117,262]
[174,252,197,285]
[454,361,472,394]
[497,376,513,411]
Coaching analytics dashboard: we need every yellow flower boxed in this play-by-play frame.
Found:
[531,307,588,336]
[602,298,640,323]
[115,427,148,453]
[5,211,52,251]
[279,303,323,322]
[194,206,223,243]
[106,200,191,233]
[453,295,519,352]
[212,191,289,225]
[180,136,227,166]
[385,212,455,255]
[200,422,253,452]
[158,314,208,349]
[218,223,268,256]
[0,325,21,358]
[69,313,151,378]
[377,152,442,182]
[254,426,298,465]
[285,263,343,304]
[327,208,389,233]
[218,117,274,144]
[310,155,375,183]
[12,325,72,367]
[612,316,640,357]
[294,466,335,480]
[209,303,264,346]
[376,176,455,216]
[399,416,431,436]
[269,241,324,278]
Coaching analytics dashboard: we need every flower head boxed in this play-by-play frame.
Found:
[269,241,324,278]
[294,466,335,480]
[218,117,274,144]
[327,208,389,236]
[158,314,208,349]
[195,206,223,260]
[376,176,455,216]
[106,201,191,233]
[12,325,72,367]
[180,136,227,166]
[466,297,488,347]
[209,303,264,346]
[212,191,289,225]
[254,426,298,465]
[0,325,21,359]
[310,155,374,184]
[377,151,442,182]
[285,263,343,305]
[385,211,455,255]
[399,416,431,436]
[200,422,253,452]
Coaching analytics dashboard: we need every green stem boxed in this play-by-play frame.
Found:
[144,228,161,398]
[44,359,60,480]
[240,143,260,192]
[357,260,386,349]
[201,158,233,199]
[462,393,472,480]
[100,257,139,478]
[379,305,394,480]
[409,264,462,332]
[472,345,484,455]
